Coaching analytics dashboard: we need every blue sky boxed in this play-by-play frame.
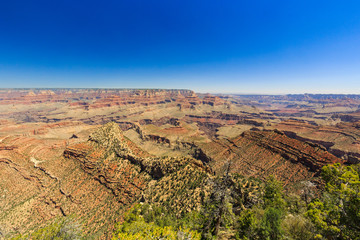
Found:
[0,0,360,93]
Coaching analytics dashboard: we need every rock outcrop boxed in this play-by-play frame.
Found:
[273,120,360,164]
[1,90,360,238]
[64,122,213,216]
[199,129,343,187]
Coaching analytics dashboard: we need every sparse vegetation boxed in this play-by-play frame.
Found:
[11,217,82,240]
[112,204,201,240]
[3,90,360,240]
[111,163,359,240]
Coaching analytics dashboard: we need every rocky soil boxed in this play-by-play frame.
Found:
[1,89,360,238]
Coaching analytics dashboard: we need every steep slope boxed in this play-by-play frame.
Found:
[62,122,213,236]
[200,129,343,187]
[0,126,126,239]
[0,121,213,239]
[273,120,360,164]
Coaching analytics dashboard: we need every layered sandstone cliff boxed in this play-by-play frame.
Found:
[199,129,343,187]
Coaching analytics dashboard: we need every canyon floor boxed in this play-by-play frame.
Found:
[0,89,359,239]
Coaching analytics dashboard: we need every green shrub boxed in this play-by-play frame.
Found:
[12,217,82,240]
[112,204,201,240]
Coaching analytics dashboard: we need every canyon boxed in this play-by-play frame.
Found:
[0,89,359,238]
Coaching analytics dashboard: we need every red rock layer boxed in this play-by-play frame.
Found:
[0,130,125,238]
[274,120,360,163]
[200,129,343,186]
[0,89,224,109]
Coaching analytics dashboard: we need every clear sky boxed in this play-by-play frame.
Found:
[0,0,360,94]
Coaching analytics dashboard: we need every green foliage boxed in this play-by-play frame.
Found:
[201,195,235,239]
[285,193,307,214]
[112,164,360,240]
[112,203,201,240]
[113,220,200,240]
[11,217,82,240]
[259,207,283,240]
[281,214,315,240]
[249,176,285,240]
[201,174,236,239]
[178,210,204,232]
[137,203,177,228]
[236,209,260,240]
[263,175,285,209]
[307,198,341,238]
[307,163,360,240]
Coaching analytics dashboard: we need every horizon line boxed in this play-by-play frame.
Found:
[2,87,360,96]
